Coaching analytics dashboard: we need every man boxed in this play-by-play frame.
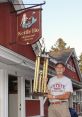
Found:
[47,61,73,117]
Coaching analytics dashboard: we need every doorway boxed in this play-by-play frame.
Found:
[8,75,19,117]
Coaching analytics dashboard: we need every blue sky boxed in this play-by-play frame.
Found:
[23,0,82,57]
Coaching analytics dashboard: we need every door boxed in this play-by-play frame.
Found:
[8,75,22,117]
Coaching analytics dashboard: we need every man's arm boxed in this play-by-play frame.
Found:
[47,92,71,100]
[54,92,71,100]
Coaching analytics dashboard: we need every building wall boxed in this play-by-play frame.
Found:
[25,100,40,116]
[65,56,80,82]
[0,2,36,61]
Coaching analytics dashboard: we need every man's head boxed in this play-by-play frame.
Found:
[55,62,65,76]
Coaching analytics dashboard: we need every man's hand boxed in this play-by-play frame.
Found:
[47,94,53,99]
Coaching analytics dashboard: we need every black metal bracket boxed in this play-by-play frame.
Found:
[11,1,46,13]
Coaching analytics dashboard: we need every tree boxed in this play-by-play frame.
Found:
[50,38,70,52]
[56,38,66,50]
[79,53,82,73]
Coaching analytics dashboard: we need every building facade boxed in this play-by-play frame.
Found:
[0,1,44,117]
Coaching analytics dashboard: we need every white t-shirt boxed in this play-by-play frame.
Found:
[48,76,73,102]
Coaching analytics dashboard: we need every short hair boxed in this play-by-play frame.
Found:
[55,61,65,67]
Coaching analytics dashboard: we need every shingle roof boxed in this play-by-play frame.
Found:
[49,48,74,64]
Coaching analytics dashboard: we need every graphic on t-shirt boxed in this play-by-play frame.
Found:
[50,82,65,92]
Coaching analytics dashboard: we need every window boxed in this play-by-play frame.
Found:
[8,75,18,94]
[25,80,31,97]
[73,90,82,114]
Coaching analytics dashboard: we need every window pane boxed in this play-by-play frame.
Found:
[25,80,31,97]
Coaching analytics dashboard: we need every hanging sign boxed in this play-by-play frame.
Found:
[17,8,42,45]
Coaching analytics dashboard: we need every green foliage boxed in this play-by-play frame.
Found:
[50,38,70,52]
[56,38,66,50]
[79,53,82,73]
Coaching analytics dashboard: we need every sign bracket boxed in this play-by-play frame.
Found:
[10,1,46,13]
